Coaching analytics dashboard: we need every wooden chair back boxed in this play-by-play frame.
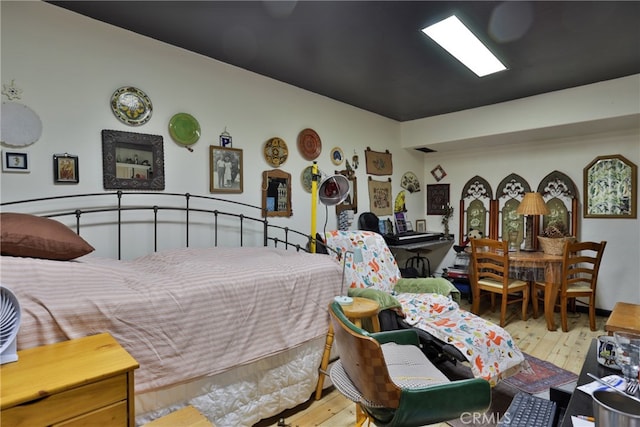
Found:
[329,302,402,409]
[470,238,510,289]
[561,240,607,295]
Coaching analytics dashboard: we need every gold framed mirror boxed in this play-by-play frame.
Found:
[262,169,292,217]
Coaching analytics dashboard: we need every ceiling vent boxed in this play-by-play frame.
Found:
[415,147,436,153]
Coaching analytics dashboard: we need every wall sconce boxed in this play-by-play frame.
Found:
[516,192,550,251]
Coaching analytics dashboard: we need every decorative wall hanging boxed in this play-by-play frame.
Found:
[110,86,152,126]
[352,150,359,169]
[53,153,79,184]
[297,128,321,161]
[301,165,313,193]
[401,171,421,193]
[584,154,637,218]
[394,190,406,213]
[2,80,22,100]
[263,137,288,167]
[210,146,243,193]
[330,147,344,165]
[1,102,43,147]
[368,177,392,216]
[365,147,392,175]
[427,183,450,215]
[262,169,292,217]
[168,112,200,151]
[102,129,165,190]
[219,128,232,147]
[430,165,447,182]
[2,151,29,173]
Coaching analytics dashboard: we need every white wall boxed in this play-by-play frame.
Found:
[2,1,638,310]
[0,1,424,242]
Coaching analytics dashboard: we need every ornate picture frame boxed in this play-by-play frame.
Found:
[584,154,637,218]
[430,165,447,182]
[210,146,243,193]
[53,154,79,183]
[102,129,165,190]
[262,169,292,217]
[427,183,450,215]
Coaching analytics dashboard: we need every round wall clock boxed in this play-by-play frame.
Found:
[110,86,152,126]
[264,137,288,167]
[297,128,321,160]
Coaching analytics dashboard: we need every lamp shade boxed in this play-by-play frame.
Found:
[516,192,550,215]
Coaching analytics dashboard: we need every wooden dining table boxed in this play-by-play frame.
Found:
[508,251,564,331]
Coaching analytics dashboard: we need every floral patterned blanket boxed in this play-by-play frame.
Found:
[326,230,529,385]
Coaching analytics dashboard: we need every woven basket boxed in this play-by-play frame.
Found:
[537,236,575,255]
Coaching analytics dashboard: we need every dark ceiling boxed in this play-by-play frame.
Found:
[49,1,640,122]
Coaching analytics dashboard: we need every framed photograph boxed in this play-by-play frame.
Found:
[427,183,450,215]
[53,154,79,183]
[416,219,426,233]
[584,154,637,218]
[2,151,29,173]
[102,129,165,190]
[210,146,243,193]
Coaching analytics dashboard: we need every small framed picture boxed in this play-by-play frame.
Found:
[53,154,79,183]
[431,165,447,182]
[330,147,344,165]
[210,146,243,193]
[219,131,232,147]
[2,151,29,173]
[416,219,427,233]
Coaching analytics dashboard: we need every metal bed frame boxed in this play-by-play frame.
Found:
[1,191,332,259]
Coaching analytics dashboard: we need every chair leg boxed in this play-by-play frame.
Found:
[561,295,569,332]
[531,284,539,319]
[355,404,370,427]
[490,293,497,312]
[589,297,596,331]
[522,287,529,321]
[471,289,481,314]
[500,294,508,327]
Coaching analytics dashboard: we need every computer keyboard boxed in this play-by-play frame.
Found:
[498,392,557,427]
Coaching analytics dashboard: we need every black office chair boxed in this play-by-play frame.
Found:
[358,211,380,233]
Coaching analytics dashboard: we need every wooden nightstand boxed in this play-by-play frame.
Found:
[1,333,139,427]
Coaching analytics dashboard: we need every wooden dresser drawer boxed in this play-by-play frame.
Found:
[2,372,127,426]
[55,401,128,427]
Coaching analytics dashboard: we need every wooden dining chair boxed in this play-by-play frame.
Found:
[470,238,529,327]
[532,240,606,332]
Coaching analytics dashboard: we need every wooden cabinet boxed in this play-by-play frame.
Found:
[1,333,139,427]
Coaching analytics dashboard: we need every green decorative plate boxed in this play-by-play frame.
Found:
[169,112,201,145]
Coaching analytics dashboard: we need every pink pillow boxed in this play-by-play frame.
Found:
[1,212,94,260]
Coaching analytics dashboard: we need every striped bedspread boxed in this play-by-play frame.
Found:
[1,247,343,393]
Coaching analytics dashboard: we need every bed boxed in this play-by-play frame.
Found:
[0,192,343,426]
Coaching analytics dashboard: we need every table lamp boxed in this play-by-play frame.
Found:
[516,192,550,251]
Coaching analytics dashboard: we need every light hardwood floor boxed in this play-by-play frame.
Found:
[257,299,606,427]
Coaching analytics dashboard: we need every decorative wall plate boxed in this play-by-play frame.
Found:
[264,137,288,167]
[1,102,42,147]
[110,86,152,126]
[401,171,421,193]
[297,128,321,160]
[330,147,344,165]
[169,113,201,146]
[301,165,313,193]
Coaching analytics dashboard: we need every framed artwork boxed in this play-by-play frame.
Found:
[430,165,447,182]
[427,183,450,215]
[368,177,392,216]
[210,146,243,193]
[365,147,393,175]
[53,154,79,183]
[2,151,29,173]
[416,219,426,232]
[262,169,291,217]
[102,129,165,190]
[584,154,637,218]
[330,147,344,165]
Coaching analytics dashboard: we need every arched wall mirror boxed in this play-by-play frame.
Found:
[537,171,579,239]
[459,176,493,243]
[495,173,531,249]
[262,169,292,217]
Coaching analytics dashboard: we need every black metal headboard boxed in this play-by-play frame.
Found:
[1,191,330,259]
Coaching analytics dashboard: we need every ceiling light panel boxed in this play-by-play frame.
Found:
[422,15,507,77]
